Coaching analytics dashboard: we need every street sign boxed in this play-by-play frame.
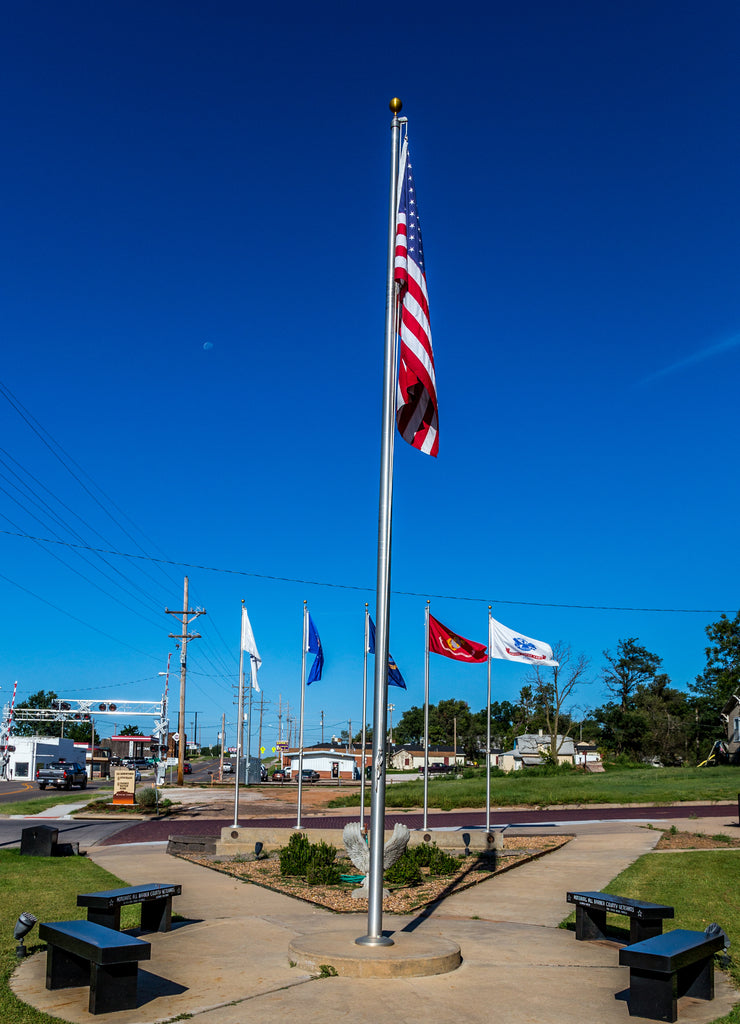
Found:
[165,757,178,766]
[171,732,180,742]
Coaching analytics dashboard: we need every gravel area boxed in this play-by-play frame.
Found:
[176,834,571,914]
[654,827,740,850]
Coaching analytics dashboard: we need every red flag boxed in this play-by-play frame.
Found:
[428,615,487,663]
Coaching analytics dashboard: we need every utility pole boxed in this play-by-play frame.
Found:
[166,576,205,785]
[348,718,352,753]
[219,712,225,779]
[258,692,265,761]
[278,694,283,744]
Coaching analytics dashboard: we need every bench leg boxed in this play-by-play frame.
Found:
[46,945,89,990]
[630,917,665,943]
[89,961,140,1014]
[678,956,714,1001]
[140,896,172,932]
[86,906,121,930]
[628,967,677,1022]
[575,905,607,941]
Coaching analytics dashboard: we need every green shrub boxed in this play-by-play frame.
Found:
[279,832,311,875]
[410,843,433,867]
[135,786,157,809]
[306,862,341,885]
[309,840,337,866]
[385,852,423,886]
[428,846,460,876]
[279,835,339,881]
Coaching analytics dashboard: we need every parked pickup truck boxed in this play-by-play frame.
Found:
[36,761,88,790]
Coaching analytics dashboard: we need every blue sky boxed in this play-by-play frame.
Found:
[2,2,739,751]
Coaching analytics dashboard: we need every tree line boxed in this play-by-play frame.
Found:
[389,611,740,765]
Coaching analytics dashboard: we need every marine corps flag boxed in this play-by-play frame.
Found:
[428,614,487,663]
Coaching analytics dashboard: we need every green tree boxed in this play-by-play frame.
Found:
[601,638,662,711]
[525,643,591,761]
[12,690,61,738]
[690,612,740,751]
[636,674,692,764]
[394,705,426,747]
[119,725,144,736]
[11,690,99,744]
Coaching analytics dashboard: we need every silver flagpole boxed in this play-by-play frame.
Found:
[295,600,308,829]
[360,604,369,830]
[356,98,403,948]
[423,601,430,831]
[233,599,245,828]
[486,607,492,834]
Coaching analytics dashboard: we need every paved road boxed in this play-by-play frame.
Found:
[0,778,114,806]
[97,800,739,845]
[0,817,136,850]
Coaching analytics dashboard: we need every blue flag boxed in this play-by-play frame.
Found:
[307,613,324,684]
[368,617,407,689]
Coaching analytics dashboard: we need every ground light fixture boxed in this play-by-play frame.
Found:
[14,912,37,957]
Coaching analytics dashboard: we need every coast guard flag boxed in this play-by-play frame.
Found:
[307,614,324,684]
[241,605,262,691]
[368,617,407,689]
[428,615,487,663]
[395,136,439,457]
[489,617,559,667]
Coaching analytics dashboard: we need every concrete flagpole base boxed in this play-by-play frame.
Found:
[288,923,461,978]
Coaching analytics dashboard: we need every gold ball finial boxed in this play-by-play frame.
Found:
[389,97,403,114]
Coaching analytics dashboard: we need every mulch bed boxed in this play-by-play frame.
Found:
[654,828,740,850]
[175,834,572,914]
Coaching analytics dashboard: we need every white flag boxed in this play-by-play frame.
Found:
[489,616,558,666]
[241,605,262,670]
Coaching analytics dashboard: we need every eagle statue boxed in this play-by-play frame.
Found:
[342,821,410,899]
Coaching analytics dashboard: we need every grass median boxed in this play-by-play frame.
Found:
[329,765,740,811]
[0,850,133,1024]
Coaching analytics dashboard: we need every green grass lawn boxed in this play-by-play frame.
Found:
[0,794,98,818]
[329,766,740,810]
[0,850,134,1024]
[563,846,740,1023]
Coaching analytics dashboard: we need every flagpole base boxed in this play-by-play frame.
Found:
[355,933,394,947]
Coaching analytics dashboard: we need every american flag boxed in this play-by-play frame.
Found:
[395,137,438,457]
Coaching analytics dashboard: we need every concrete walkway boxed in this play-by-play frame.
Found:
[10,819,740,1024]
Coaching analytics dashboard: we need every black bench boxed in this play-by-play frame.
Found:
[619,928,725,1022]
[567,890,674,943]
[77,883,182,932]
[39,919,150,1015]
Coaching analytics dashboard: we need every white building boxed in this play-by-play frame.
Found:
[4,735,77,781]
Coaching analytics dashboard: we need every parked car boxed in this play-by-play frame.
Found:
[183,762,192,774]
[272,768,288,782]
[299,768,320,783]
[418,762,454,774]
[221,762,233,774]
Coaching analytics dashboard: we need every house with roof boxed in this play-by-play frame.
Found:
[388,744,467,771]
[500,732,576,772]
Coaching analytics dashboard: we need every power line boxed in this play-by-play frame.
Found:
[0,528,733,615]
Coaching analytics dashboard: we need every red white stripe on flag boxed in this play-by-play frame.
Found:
[395,137,438,457]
